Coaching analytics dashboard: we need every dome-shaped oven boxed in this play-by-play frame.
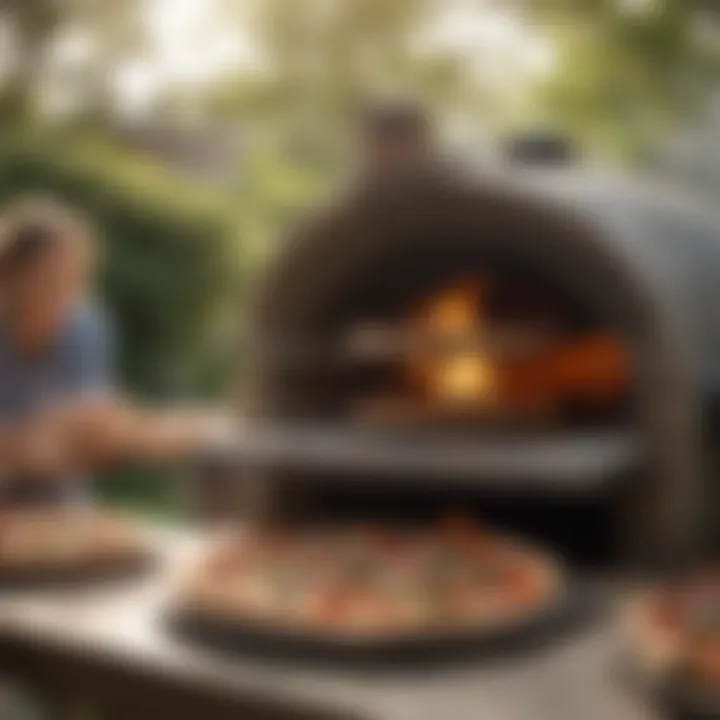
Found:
[242,150,720,566]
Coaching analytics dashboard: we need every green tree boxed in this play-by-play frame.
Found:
[0,132,237,397]
[0,0,146,122]
[518,0,720,159]
[190,0,493,255]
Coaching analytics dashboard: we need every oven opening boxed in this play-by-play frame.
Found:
[273,240,640,568]
[315,242,634,435]
[302,482,624,568]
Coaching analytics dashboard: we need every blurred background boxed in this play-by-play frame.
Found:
[0,0,718,514]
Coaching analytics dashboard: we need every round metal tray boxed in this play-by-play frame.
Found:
[624,663,720,720]
[0,550,155,591]
[167,579,590,667]
[623,595,720,720]
[649,670,720,720]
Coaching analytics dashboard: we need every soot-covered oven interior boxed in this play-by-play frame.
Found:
[314,241,632,435]
[242,111,719,568]
[246,198,647,566]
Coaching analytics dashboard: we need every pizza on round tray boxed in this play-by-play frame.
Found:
[179,518,562,641]
[0,509,149,578]
[629,571,720,693]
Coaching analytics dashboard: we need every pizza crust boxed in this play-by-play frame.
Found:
[0,510,148,572]
[628,574,720,689]
[178,523,563,641]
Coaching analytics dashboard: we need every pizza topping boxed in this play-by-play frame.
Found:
[638,570,720,686]
[184,520,558,638]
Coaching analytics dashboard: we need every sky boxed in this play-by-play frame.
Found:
[116,0,260,113]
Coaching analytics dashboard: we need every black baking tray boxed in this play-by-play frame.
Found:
[652,670,720,720]
[622,635,720,720]
[622,573,720,720]
[167,579,593,668]
[0,550,155,591]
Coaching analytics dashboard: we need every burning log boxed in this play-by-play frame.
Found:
[342,323,557,362]
[352,395,559,430]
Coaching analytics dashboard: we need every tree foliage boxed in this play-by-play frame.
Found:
[0,0,146,121]
[517,0,720,158]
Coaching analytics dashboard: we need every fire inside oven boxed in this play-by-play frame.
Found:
[321,243,633,434]
[273,242,638,565]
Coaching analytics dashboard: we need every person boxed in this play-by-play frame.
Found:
[0,197,230,720]
[0,196,225,507]
[0,197,116,505]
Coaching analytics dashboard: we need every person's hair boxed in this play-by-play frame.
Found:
[0,196,94,280]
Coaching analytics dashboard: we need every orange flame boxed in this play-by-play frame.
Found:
[411,282,496,405]
[405,279,630,415]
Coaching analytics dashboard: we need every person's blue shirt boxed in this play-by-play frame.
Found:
[0,302,113,503]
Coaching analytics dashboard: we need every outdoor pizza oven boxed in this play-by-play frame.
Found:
[239,112,720,568]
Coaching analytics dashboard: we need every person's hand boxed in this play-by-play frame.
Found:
[9,414,72,480]
[32,400,227,469]
[48,398,140,470]
[128,407,235,465]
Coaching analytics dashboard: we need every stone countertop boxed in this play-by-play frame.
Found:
[0,525,659,720]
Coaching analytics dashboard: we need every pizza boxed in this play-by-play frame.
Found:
[0,509,149,575]
[179,518,561,640]
[630,571,720,691]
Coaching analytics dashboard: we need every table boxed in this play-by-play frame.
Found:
[0,526,659,720]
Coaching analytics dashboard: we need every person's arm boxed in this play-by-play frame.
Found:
[120,405,235,465]
[22,306,232,473]
[34,400,234,471]
[61,305,233,467]
[0,415,72,479]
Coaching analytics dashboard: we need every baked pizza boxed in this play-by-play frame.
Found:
[629,571,720,698]
[179,518,561,641]
[0,509,150,581]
